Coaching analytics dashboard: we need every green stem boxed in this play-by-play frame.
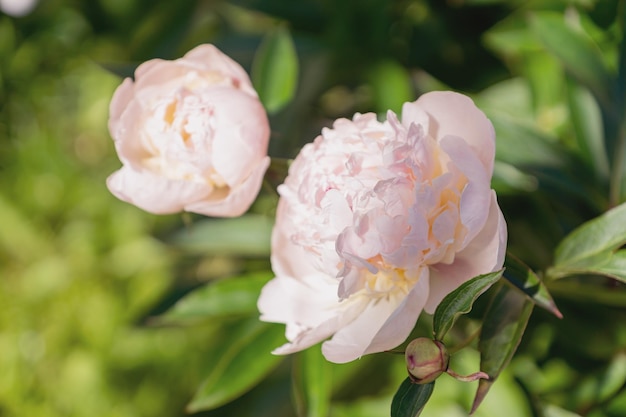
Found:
[609,125,626,207]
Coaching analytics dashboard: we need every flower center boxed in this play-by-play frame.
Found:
[353,255,422,299]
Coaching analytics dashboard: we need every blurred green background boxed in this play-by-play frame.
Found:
[1,0,625,416]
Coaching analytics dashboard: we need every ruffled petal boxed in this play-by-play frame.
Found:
[424,191,507,313]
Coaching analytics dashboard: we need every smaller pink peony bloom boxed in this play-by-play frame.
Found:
[106,44,270,217]
[258,91,507,363]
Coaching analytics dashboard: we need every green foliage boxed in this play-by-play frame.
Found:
[4,0,626,416]
[159,271,273,323]
[432,270,504,341]
[503,253,562,317]
[551,202,626,281]
[292,345,333,417]
[473,284,534,413]
[169,214,273,257]
[252,25,299,114]
[391,379,434,417]
[187,319,286,412]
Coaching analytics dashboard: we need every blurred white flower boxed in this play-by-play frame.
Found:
[0,0,38,17]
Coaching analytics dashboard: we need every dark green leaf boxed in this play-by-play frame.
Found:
[529,12,614,108]
[548,278,626,307]
[503,253,562,318]
[553,202,626,273]
[471,284,534,413]
[169,214,273,256]
[293,346,332,417]
[390,378,434,417]
[251,25,298,114]
[432,270,504,341]
[159,272,273,323]
[187,319,286,412]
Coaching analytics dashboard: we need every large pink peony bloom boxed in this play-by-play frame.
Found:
[258,91,507,363]
[107,44,270,217]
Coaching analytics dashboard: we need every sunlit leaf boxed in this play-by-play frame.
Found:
[432,270,503,341]
[503,253,562,318]
[187,319,286,412]
[471,284,533,413]
[566,81,609,180]
[159,271,273,323]
[529,12,614,108]
[390,378,434,417]
[169,214,273,256]
[368,59,414,115]
[552,202,626,275]
[293,345,332,417]
[252,25,298,113]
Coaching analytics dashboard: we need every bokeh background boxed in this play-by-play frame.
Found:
[1,0,625,416]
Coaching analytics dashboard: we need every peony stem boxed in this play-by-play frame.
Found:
[446,369,489,382]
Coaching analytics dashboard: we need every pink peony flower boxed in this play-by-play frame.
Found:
[106,44,270,217]
[258,91,507,363]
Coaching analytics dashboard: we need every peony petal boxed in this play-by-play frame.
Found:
[423,191,507,313]
[108,78,135,138]
[415,91,496,176]
[209,88,270,187]
[184,156,270,217]
[258,274,364,354]
[183,44,257,96]
[106,165,211,214]
[362,271,429,356]
[440,135,492,245]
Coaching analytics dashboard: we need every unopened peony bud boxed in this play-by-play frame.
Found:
[405,338,450,384]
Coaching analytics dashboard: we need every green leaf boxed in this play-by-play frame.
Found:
[471,284,534,413]
[503,253,562,318]
[187,319,286,412]
[553,202,626,273]
[159,271,273,323]
[548,278,626,307]
[169,214,273,257]
[529,12,614,108]
[390,379,434,417]
[574,353,626,408]
[487,111,566,168]
[251,25,298,114]
[293,346,332,417]
[566,81,609,180]
[432,270,504,341]
[368,59,415,115]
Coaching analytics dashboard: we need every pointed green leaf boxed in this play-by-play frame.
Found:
[503,253,562,318]
[390,379,434,417]
[553,202,626,272]
[293,345,332,417]
[433,270,504,341]
[471,284,533,413]
[159,271,273,323]
[252,26,298,114]
[529,12,614,107]
[566,81,609,180]
[169,214,273,256]
[187,319,286,412]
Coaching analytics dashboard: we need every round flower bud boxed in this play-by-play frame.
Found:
[405,338,450,384]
